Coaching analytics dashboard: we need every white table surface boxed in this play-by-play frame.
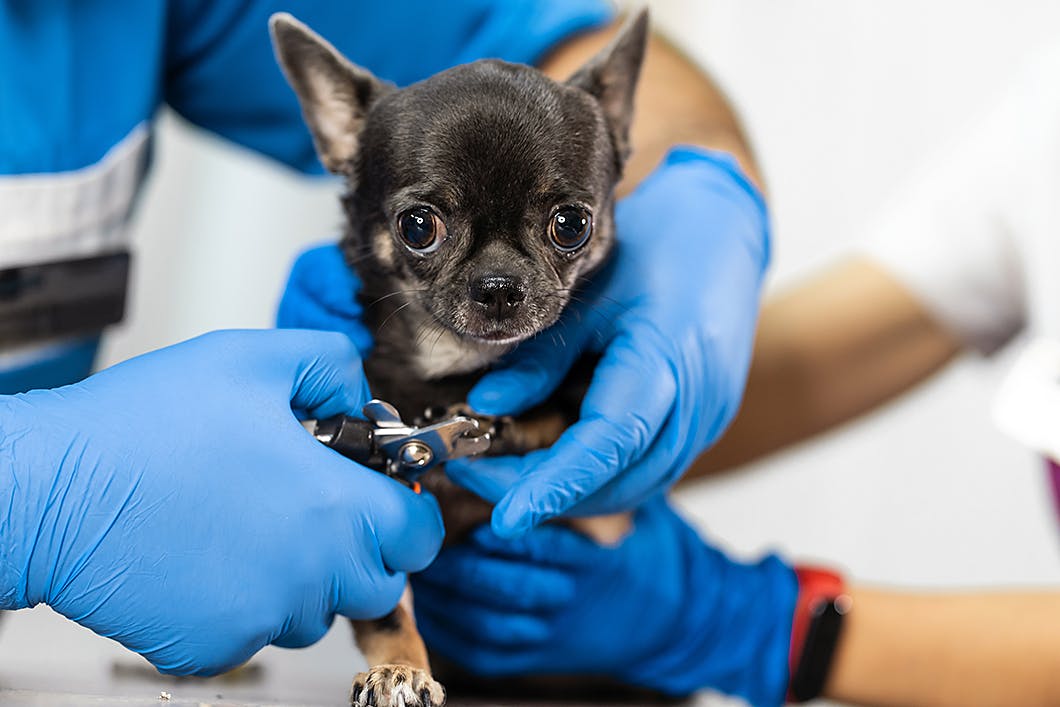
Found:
[0,608,731,706]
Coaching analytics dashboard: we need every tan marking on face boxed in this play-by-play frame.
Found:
[372,224,396,268]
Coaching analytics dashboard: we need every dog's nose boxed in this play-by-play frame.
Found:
[469,275,525,319]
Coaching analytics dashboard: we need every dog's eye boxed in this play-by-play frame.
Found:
[549,207,592,252]
[397,207,445,251]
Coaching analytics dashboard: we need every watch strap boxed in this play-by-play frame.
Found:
[787,565,849,702]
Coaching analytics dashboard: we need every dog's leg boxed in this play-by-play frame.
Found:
[569,514,633,546]
[350,586,445,707]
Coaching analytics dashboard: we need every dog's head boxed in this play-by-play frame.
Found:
[271,11,647,349]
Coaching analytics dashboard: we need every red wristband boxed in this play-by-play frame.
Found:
[787,565,846,703]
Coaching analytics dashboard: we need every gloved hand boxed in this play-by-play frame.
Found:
[412,498,796,706]
[276,243,373,354]
[447,147,770,535]
[0,330,443,675]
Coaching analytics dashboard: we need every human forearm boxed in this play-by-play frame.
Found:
[826,587,1060,707]
[685,258,961,478]
[540,17,761,191]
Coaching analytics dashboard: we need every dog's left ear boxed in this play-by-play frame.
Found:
[269,13,387,176]
[566,9,650,164]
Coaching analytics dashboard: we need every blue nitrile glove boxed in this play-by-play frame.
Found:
[447,147,770,535]
[276,243,373,354]
[411,497,796,705]
[0,330,443,676]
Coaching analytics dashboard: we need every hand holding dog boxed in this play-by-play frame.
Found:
[276,243,374,355]
[449,147,770,533]
[411,497,795,706]
[0,330,443,675]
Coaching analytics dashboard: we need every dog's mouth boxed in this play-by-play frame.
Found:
[465,329,533,346]
[455,313,552,347]
[419,292,564,348]
[457,306,561,347]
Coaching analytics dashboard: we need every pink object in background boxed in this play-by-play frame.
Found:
[1048,460,1060,519]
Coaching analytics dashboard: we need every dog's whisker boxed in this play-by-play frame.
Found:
[343,252,377,266]
[427,323,449,359]
[365,288,428,309]
[376,301,415,334]
[412,318,441,348]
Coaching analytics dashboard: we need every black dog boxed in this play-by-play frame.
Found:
[272,11,647,706]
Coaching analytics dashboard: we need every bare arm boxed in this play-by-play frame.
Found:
[826,587,1060,707]
[686,258,962,478]
[539,18,762,192]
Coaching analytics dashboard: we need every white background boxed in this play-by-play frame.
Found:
[6,1,1060,705]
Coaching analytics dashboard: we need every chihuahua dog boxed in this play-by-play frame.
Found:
[271,10,648,706]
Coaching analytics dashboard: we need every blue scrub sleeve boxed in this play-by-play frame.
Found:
[164,0,615,174]
[0,337,99,395]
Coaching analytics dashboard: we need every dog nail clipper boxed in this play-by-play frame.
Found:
[305,399,491,491]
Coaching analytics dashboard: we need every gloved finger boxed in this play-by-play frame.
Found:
[444,453,535,505]
[559,416,683,518]
[415,610,540,678]
[370,482,446,574]
[448,452,669,525]
[334,560,408,621]
[413,586,552,648]
[467,317,593,416]
[272,611,335,649]
[275,330,372,420]
[144,639,256,678]
[464,523,603,570]
[277,304,374,355]
[327,470,442,619]
[490,337,677,536]
[276,244,363,324]
[412,544,576,612]
[179,330,367,421]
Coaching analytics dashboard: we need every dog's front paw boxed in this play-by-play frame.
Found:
[350,664,445,707]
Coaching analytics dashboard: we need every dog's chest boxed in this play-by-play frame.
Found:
[362,293,513,413]
[409,328,510,380]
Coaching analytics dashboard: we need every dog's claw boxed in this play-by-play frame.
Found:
[350,664,445,707]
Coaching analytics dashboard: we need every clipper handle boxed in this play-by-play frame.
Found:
[313,415,382,469]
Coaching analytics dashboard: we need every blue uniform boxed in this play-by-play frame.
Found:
[0,0,612,393]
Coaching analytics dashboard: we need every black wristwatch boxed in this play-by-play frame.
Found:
[788,566,851,702]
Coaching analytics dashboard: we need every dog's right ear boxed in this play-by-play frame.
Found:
[269,13,386,176]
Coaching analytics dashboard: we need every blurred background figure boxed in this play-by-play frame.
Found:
[4,0,1060,705]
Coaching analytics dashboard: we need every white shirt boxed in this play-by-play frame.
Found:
[862,43,1060,356]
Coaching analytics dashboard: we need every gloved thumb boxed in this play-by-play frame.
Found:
[468,337,576,415]
[373,483,446,574]
[445,454,527,505]
[276,244,374,354]
[328,469,440,620]
[468,317,592,416]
